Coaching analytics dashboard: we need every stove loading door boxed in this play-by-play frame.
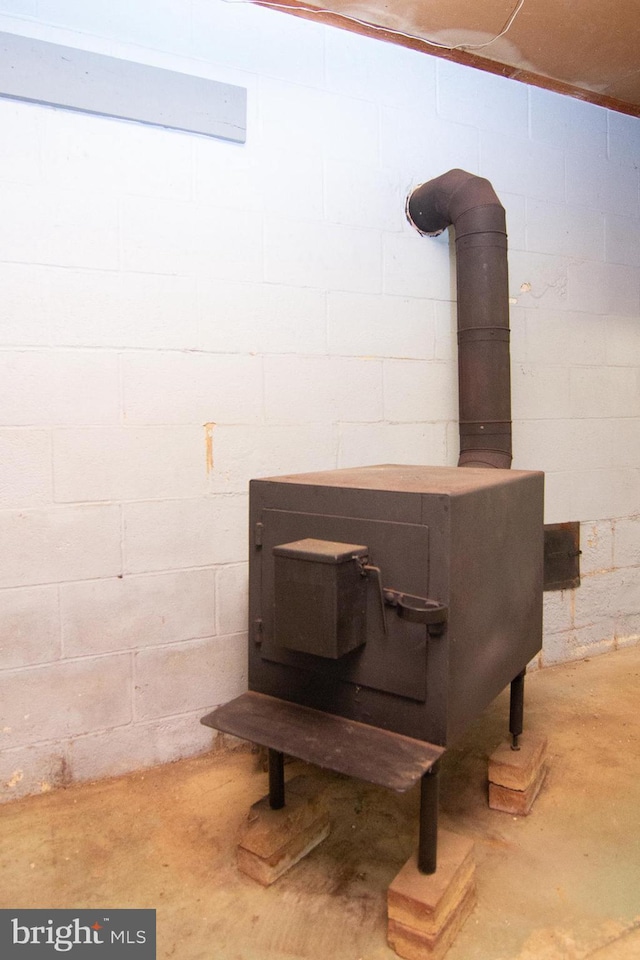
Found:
[255,509,431,703]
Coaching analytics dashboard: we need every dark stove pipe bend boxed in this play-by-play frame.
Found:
[406,169,512,469]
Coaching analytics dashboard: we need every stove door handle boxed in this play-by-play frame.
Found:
[383,590,448,636]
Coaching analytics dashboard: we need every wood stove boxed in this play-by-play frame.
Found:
[203,463,543,872]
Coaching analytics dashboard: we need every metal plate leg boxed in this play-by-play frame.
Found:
[268,748,285,809]
[418,760,440,874]
[509,669,526,750]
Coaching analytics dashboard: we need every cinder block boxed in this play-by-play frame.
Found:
[0,262,51,346]
[383,360,457,423]
[134,633,247,721]
[264,218,381,294]
[434,300,457,362]
[327,291,435,360]
[69,710,217,784]
[0,183,119,269]
[205,423,336,495]
[488,734,548,816]
[543,591,574,637]
[605,213,640,268]
[580,520,612,577]
[437,58,528,138]
[607,317,640,368]
[479,132,565,203]
[115,120,194,201]
[0,742,73,803]
[572,568,628,630]
[383,233,452,301]
[508,251,569,316]
[0,430,52,508]
[0,351,120,426]
[387,831,476,960]
[608,111,640,164]
[566,152,638,219]
[123,494,247,573]
[543,468,638,530]
[198,280,326,355]
[194,135,262,214]
[120,197,262,280]
[42,109,132,199]
[337,423,447,469]
[0,584,60,669]
[324,26,436,108]
[0,655,132,749]
[612,418,640,474]
[122,352,263,426]
[190,5,323,86]
[529,87,607,156]
[33,0,190,57]
[264,356,383,424]
[48,270,199,350]
[215,563,248,636]
[260,152,324,222]
[321,91,379,163]
[0,504,122,589]
[503,418,612,473]
[511,363,571,421]
[614,516,640,568]
[237,776,330,886]
[60,568,216,656]
[527,199,604,261]
[324,159,400,230]
[379,104,432,174]
[567,260,638,317]
[258,78,325,158]
[0,98,41,186]
[53,426,207,502]
[502,194,526,251]
[570,366,638,420]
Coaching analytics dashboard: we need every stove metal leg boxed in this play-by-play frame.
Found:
[509,668,526,750]
[268,748,285,809]
[418,759,440,874]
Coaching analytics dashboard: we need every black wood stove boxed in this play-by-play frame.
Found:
[202,463,543,873]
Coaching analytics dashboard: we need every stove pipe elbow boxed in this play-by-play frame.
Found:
[407,169,512,469]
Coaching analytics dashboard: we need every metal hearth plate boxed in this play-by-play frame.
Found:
[201,691,445,793]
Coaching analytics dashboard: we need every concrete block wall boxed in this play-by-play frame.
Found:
[0,0,638,801]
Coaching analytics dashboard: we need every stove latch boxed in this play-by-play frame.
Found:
[357,560,447,638]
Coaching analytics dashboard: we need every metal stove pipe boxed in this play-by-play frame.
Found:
[406,168,512,469]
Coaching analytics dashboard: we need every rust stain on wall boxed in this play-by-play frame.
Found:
[204,422,216,474]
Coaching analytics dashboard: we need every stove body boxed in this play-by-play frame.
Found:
[248,463,544,748]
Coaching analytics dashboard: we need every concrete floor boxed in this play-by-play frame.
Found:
[1,646,639,960]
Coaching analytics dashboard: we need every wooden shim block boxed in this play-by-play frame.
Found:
[488,734,548,792]
[236,775,330,885]
[237,776,327,859]
[489,760,547,816]
[387,831,475,937]
[237,817,330,886]
[388,882,476,960]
